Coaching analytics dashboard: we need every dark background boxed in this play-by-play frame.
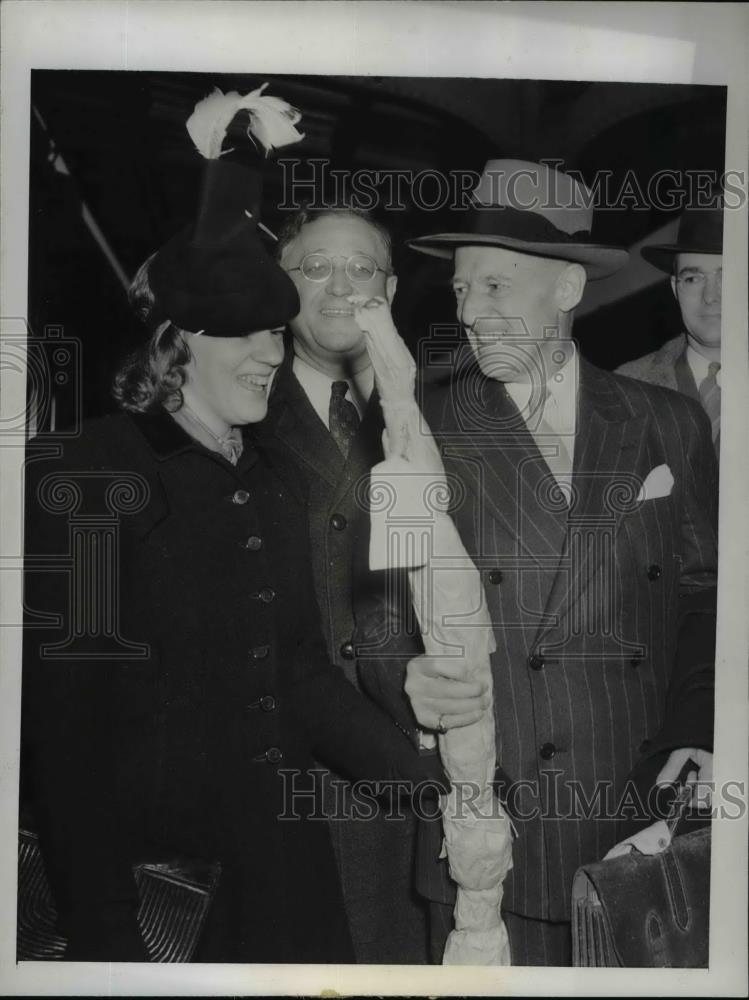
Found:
[28,71,727,424]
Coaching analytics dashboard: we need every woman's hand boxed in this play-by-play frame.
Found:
[405,654,491,732]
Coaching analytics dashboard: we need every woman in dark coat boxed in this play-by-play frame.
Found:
[21,102,443,963]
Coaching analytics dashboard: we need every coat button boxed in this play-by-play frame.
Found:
[528,654,545,671]
[339,641,355,660]
[259,695,276,712]
[639,739,652,754]
[245,535,263,551]
[539,742,557,760]
[330,513,347,531]
[647,564,662,581]
[254,587,275,603]
[251,645,270,660]
[265,746,283,764]
[232,490,250,505]
[488,569,503,585]
[630,656,643,668]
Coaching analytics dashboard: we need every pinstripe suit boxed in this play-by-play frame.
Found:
[415,350,717,933]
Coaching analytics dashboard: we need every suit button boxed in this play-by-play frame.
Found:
[528,654,545,671]
[488,569,503,585]
[339,641,355,661]
[259,695,276,712]
[256,587,275,603]
[639,739,652,754]
[245,535,263,551]
[330,513,347,531]
[647,564,662,581]
[539,742,557,760]
[265,746,283,764]
[630,656,643,668]
[251,645,270,660]
[232,490,250,505]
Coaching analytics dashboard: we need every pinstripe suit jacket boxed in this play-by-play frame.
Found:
[414,352,718,922]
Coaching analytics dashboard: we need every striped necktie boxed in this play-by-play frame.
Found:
[698,361,721,456]
[329,380,360,458]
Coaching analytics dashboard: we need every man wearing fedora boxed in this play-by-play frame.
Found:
[393,160,718,964]
[617,200,723,460]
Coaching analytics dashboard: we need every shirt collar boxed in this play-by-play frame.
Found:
[686,342,721,387]
[292,353,374,426]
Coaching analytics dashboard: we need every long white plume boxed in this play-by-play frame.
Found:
[186,84,304,159]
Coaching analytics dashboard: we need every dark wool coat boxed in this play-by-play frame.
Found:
[21,410,444,963]
[256,358,429,963]
[363,356,718,925]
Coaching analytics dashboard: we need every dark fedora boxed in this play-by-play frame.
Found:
[408,159,629,280]
[148,86,304,337]
[641,200,724,273]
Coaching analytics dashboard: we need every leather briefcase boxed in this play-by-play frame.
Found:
[17,828,221,962]
[571,825,710,967]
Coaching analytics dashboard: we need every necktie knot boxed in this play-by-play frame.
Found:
[708,361,721,379]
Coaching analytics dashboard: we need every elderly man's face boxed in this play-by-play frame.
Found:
[281,214,396,374]
[453,245,569,383]
[671,252,722,354]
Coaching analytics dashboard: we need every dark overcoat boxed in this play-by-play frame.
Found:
[21,410,443,963]
[255,358,428,963]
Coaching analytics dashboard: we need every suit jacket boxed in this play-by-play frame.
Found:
[21,411,443,962]
[255,358,428,963]
[385,353,718,923]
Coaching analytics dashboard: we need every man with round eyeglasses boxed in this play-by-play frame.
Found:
[617,200,723,460]
[255,206,430,964]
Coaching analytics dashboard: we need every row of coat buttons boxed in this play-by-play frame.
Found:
[488,566,662,586]
[528,653,646,670]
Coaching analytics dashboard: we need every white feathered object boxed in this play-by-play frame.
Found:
[186,84,304,159]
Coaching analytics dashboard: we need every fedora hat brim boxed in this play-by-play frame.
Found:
[641,243,723,273]
[408,232,629,280]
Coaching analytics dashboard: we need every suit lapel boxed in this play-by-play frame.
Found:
[262,358,343,490]
[534,360,648,651]
[440,368,569,574]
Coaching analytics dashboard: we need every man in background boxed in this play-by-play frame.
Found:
[617,200,723,459]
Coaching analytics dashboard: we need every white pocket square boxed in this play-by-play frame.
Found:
[636,463,674,501]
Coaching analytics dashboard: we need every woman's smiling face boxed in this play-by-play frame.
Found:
[181,327,285,434]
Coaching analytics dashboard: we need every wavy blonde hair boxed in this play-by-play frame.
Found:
[113,254,192,414]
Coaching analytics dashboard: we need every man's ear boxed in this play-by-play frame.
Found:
[670,275,678,301]
[385,274,398,305]
[555,263,586,312]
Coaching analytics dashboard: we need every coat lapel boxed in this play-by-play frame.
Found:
[534,360,648,652]
[261,358,343,490]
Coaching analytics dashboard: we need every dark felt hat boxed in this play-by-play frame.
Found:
[641,201,724,273]
[409,159,629,280]
[147,86,304,337]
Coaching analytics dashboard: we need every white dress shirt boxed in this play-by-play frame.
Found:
[503,347,578,488]
[292,354,374,430]
[686,343,722,388]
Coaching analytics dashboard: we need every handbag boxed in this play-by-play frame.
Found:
[571,775,711,969]
[17,828,221,962]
